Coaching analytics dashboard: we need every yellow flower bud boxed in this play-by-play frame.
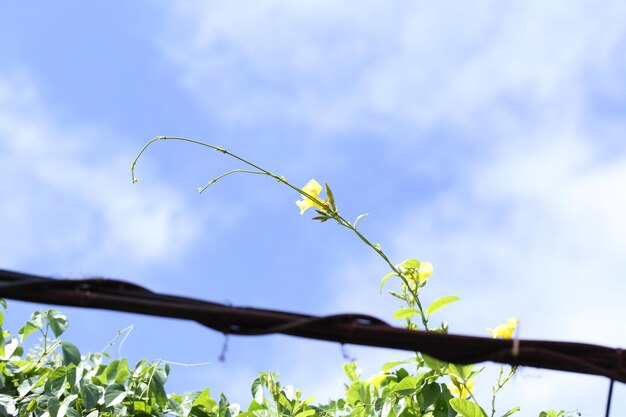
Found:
[417,261,433,281]
[365,372,388,389]
[448,376,474,399]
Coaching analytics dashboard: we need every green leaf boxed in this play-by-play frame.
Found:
[251,377,264,404]
[381,397,406,417]
[502,406,521,417]
[392,308,419,320]
[422,354,447,373]
[353,213,368,228]
[194,388,216,411]
[311,215,330,222]
[168,397,186,416]
[381,360,411,372]
[100,359,121,384]
[66,364,78,389]
[47,310,69,338]
[18,311,44,342]
[0,394,16,415]
[61,342,81,366]
[47,366,68,396]
[66,409,80,417]
[343,362,360,382]
[59,394,78,417]
[277,391,293,414]
[114,358,130,384]
[47,397,61,417]
[449,398,488,417]
[392,376,419,396]
[26,399,37,412]
[17,375,44,397]
[346,381,370,406]
[539,411,564,417]
[448,364,474,380]
[425,296,460,317]
[218,394,240,417]
[294,410,316,417]
[149,362,169,407]
[388,291,407,301]
[1,338,19,359]
[104,384,127,407]
[433,398,450,417]
[399,259,420,269]
[325,183,337,211]
[380,272,397,293]
[18,321,38,342]
[419,383,441,410]
[81,383,103,410]
[395,367,409,380]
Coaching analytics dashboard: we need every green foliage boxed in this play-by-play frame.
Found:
[0,306,190,416]
[127,137,569,416]
[538,411,581,417]
[0,137,569,416]
[0,303,503,417]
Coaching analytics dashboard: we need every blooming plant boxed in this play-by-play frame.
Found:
[0,136,578,417]
[129,136,578,417]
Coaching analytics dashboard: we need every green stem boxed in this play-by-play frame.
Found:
[490,366,517,417]
[198,169,266,193]
[132,136,429,329]
[99,324,134,356]
[334,212,428,329]
[466,384,481,407]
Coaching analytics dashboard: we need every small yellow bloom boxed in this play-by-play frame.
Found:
[296,179,328,214]
[448,376,474,399]
[486,317,519,339]
[365,372,388,389]
[417,261,433,281]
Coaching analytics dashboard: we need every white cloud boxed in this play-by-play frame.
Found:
[0,72,212,274]
[160,1,626,134]
[151,2,626,413]
[318,135,626,414]
[356,137,625,413]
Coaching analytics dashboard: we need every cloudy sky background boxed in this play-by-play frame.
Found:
[1,1,626,415]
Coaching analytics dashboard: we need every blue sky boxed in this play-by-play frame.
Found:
[1,1,626,414]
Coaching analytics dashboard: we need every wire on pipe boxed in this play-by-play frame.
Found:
[0,268,624,384]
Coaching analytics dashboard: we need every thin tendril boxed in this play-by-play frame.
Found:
[198,169,266,193]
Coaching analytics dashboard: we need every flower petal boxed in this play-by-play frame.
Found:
[295,179,326,214]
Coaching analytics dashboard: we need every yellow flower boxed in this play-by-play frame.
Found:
[448,376,474,399]
[296,179,328,214]
[486,317,519,339]
[417,261,433,281]
[365,372,388,389]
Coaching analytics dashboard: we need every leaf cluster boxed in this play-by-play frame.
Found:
[0,300,576,417]
[0,302,221,417]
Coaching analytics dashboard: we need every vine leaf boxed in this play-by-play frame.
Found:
[61,342,81,366]
[503,406,522,417]
[425,296,460,317]
[449,398,488,417]
[392,308,420,320]
[324,183,337,212]
[379,272,397,293]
